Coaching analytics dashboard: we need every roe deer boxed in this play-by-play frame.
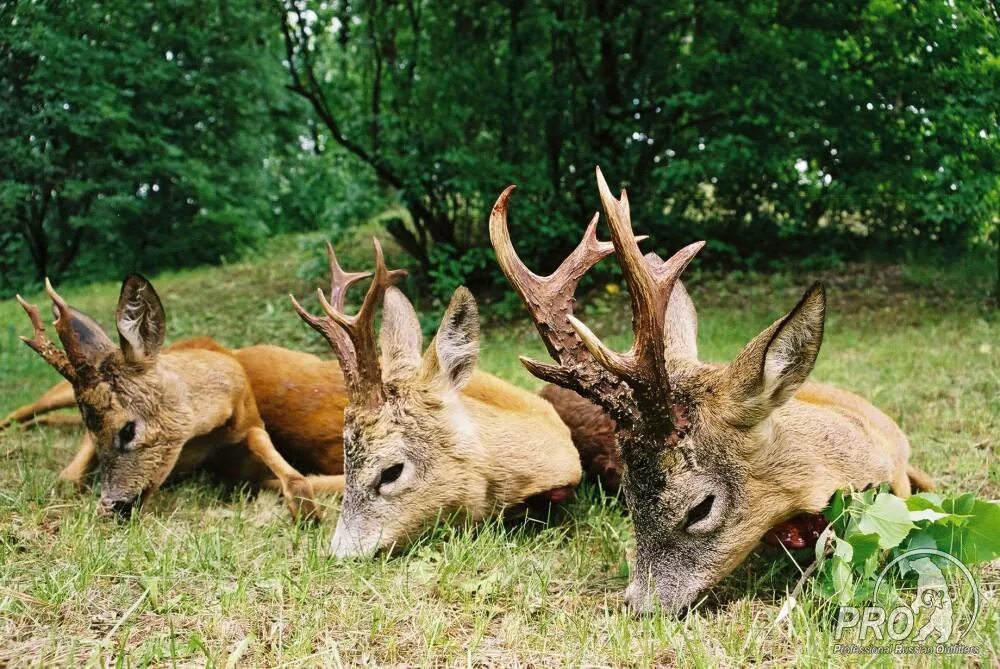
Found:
[2,340,349,493]
[491,167,932,613]
[290,240,583,557]
[8,275,350,520]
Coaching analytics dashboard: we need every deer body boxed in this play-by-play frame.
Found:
[291,240,582,557]
[230,345,347,477]
[8,278,336,520]
[8,254,584,540]
[757,382,914,504]
[4,340,350,503]
[439,370,581,509]
[491,168,932,614]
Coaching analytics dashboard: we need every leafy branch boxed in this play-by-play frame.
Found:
[814,486,1000,605]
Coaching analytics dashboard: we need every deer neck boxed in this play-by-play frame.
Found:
[158,349,248,439]
[457,372,583,508]
[750,397,900,518]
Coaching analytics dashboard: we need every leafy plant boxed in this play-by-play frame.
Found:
[279,0,1000,289]
[816,486,1000,605]
[0,0,301,296]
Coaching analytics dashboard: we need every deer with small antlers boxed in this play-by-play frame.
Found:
[7,273,351,519]
[290,239,583,557]
[491,167,932,613]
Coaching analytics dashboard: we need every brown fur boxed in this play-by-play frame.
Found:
[617,281,933,613]
[540,385,622,494]
[490,170,933,614]
[6,276,351,520]
[297,267,582,557]
[4,341,350,494]
[7,288,585,539]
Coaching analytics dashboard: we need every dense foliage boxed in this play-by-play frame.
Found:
[280,0,1000,295]
[0,0,300,294]
[1,1,997,297]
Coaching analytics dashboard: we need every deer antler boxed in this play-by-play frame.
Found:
[491,185,625,395]
[575,169,705,398]
[290,239,406,407]
[324,241,371,310]
[490,167,703,443]
[16,280,107,388]
[44,278,107,387]
[15,294,77,382]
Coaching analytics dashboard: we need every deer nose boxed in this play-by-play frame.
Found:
[624,581,654,614]
[105,496,139,519]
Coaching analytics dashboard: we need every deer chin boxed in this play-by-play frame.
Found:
[328,512,402,559]
[624,570,709,615]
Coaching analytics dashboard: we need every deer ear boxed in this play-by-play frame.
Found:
[724,283,825,425]
[63,306,116,366]
[422,287,480,390]
[116,273,166,363]
[664,278,698,362]
[379,286,423,382]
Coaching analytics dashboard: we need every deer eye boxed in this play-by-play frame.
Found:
[117,421,136,451]
[378,463,404,490]
[684,494,715,530]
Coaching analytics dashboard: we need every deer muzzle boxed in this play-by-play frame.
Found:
[98,492,141,520]
[328,513,384,559]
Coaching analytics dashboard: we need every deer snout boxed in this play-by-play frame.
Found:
[624,565,705,616]
[624,580,657,614]
[99,494,140,520]
[327,515,381,559]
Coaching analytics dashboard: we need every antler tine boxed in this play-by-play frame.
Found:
[290,291,354,360]
[326,240,371,311]
[15,294,77,382]
[322,238,406,389]
[43,277,102,386]
[491,170,703,440]
[293,239,406,405]
[590,167,704,392]
[490,185,629,398]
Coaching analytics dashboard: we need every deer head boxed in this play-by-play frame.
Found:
[492,168,836,613]
[17,275,192,516]
[292,240,504,557]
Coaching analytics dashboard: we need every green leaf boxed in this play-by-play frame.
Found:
[894,532,937,576]
[860,487,878,506]
[825,490,847,524]
[963,501,1000,563]
[815,525,835,564]
[845,532,881,571]
[909,509,951,523]
[943,493,976,516]
[927,500,1000,565]
[833,536,854,562]
[857,494,915,549]
[906,492,944,511]
[903,530,938,553]
[831,555,854,606]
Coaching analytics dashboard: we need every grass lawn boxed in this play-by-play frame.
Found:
[0,234,996,667]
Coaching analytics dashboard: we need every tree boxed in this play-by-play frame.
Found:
[278,0,999,294]
[0,0,291,295]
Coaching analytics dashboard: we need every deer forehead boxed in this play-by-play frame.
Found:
[344,392,451,458]
[672,365,772,447]
[79,370,169,434]
[76,383,116,433]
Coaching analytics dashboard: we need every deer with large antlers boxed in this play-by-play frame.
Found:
[291,239,583,557]
[6,273,351,519]
[491,167,932,613]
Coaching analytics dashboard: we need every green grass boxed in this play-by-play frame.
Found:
[0,235,997,666]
